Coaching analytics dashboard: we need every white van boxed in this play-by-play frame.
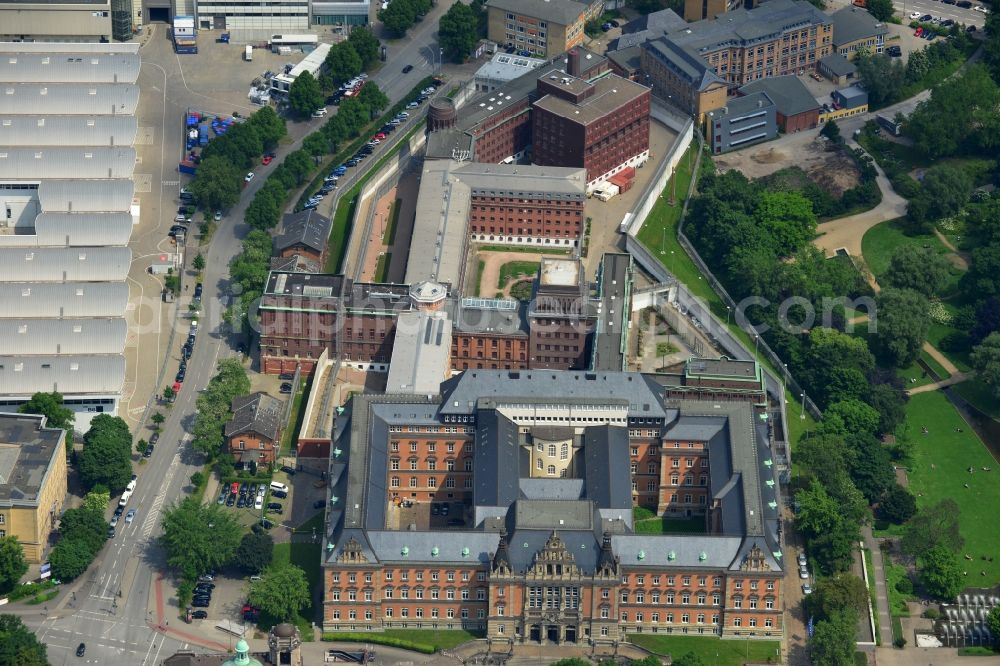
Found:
[119,489,132,507]
[269,481,288,494]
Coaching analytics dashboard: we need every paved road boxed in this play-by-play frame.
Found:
[17,11,452,662]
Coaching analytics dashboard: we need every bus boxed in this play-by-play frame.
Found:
[269,34,319,47]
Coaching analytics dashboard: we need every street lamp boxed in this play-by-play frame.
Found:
[753,333,760,361]
[726,306,731,327]
[800,392,806,420]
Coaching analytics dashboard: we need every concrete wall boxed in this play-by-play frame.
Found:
[0,7,112,40]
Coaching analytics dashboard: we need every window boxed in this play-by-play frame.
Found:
[385,608,393,618]
[391,459,399,470]
[547,465,555,475]
[390,477,400,488]
[734,597,742,609]
[561,443,569,460]
[427,477,437,488]
[548,444,556,456]
[749,597,758,609]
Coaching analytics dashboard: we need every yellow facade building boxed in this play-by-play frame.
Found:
[0,414,67,563]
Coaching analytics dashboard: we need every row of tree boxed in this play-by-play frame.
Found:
[160,498,310,620]
[230,83,391,329]
[0,615,49,665]
[191,359,251,459]
[48,491,111,581]
[439,0,487,63]
[188,107,287,212]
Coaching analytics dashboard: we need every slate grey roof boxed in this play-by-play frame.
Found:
[605,46,642,75]
[0,413,65,506]
[224,392,283,442]
[361,530,500,564]
[276,209,331,254]
[519,477,584,500]
[473,409,521,508]
[582,425,632,510]
[622,8,687,35]
[830,6,888,47]
[611,534,744,568]
[739,76,820,117]
[718,91,774,117]
[819,52,857,77]
[485,0,594,26]
[439,369,669,418]
[504,528,602,574]
[643,38,726,92]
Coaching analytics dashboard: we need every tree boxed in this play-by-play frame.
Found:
[883,245,951,296]
[232,532,274,574]
[878,484,917,524]
[248,563,310,621]
[866,0,894,21]
[288,71,324,117]
[191,359,251,457]
[867,383,908,435]
[163,385,176,402]
[987,606,1000,650]
[160,497,242,580]
[902,499,963,560]
[357,83,389,116]
[796,480,842,538]
[906,65,1000,159]
[18,392,74,432]
[190,471,205,488]
[971,298,1000,345]
[825,399,881,438]
[77,415,133,492]
[82,489,109,514]
[855,52,906,107]
[0,614,49,666]
[0,537,28,594]
[808,573,869,622]
[48,536,98,581]
[379,0,418,36]
[348,26,379,65]
[440,2,479,62]
[189,155,242,212]
[150,412,165,428]
[919,545,964,600]
[907,164,973,229]
[810,610,859,666]
[971,332,1000,399]
[963,242,1000,301]
[192,254,206,272]
[847,434,895,503]
[820,119,842,144]
[752,190,817,258]
[875,288,930,367]
[303,132,330,162]
[245,191,282,231]
[324,42,363,87]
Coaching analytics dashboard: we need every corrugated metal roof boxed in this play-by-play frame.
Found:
[0,213,133,248]
[38,180,133,212]
[0,84,139,116]
[0,318,126,355]
[0,247,131,282]
[0,354,125,396]
[0,147,136,180]
[0,53,140,84]
[0,43,139,56]
[0,116,137,147]
[0,282,128,318]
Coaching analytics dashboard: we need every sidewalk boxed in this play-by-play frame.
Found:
[862,526,894,646]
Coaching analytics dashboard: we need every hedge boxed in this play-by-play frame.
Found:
[321,633,436,654]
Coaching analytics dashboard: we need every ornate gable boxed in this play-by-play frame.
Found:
[336,537,369,564]
[739,543,771,572]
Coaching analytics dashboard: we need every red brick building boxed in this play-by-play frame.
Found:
[738,76,821,133]
[322,371,785,644]
[274,209,332,266]
[224,392,283,465]
[425,48,651,193]
[528,258,598,369]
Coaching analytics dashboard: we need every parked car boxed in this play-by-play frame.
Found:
[114,505,125,517]
[272,489,287,499]
[110,515,119,527]
[226,494,236,506]
[802,583,813,595]
[191,598,210,607]
[406,101,419,109]
[909,10,922,18]
[797,552,807,567]
[191,610,208,619]
[799,566,809,579]
[198,573,215,582]
[244,172,255,183]
[280,383,293,394]
[921,13,932,19]
[107,527,116,539]
[261,155,273,165]
[143,445,154,458]
[968,24,978,31]
[267,502,283,511]
[280,465,296,475]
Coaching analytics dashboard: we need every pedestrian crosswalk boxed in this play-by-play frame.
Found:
[140,446,183,539]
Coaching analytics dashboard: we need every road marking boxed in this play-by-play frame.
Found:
[162,180,179,186]
[141,445,184,539]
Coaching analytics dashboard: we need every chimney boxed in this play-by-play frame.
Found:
[567,48,580,77]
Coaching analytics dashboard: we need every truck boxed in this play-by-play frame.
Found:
[178,160,197,175]
[245,45,253,61]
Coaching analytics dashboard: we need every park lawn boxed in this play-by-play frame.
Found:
[860,218,964,296]
[497,261,540,289]
[896,360,938,389]
[379,629,483,650]
[953,379,1000,419]
[476,244,570,255]
[279,380,309,457]
[629,635,781,666]
[293,511,325,535]
[902,392,1000,583]
[270,541,322,639]
[925,315,972,372]
[884,561,911,617]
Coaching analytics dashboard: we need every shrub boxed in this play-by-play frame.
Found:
[923,608,940,619]
[894,636,907,648]
[895,574,914,595]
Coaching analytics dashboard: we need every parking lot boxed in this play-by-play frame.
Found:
[387,500,469,530]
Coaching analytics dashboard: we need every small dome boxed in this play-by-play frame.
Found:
[235,639,249,652]
[273,623,296,638]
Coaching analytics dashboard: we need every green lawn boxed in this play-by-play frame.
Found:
[279,380,310,457]
[476,244,571,255]
[860,218,964,296]
[473,260,485,296]
[633,515,706,535]
[953,379,1000,419]
[497,261,539,289]
[901,392,1000,583]
[270,541,323,639]
[382,198,401,245]
[629,635,781,666]
[374,252,391,282]
[378,629,482,650]
[958,646,999,656]
[884,561,911,618]
[293,511,325,535]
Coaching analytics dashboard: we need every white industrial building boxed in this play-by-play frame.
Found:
[0,0,114,42]
[270,42,331,93]
[0,42,139,432]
